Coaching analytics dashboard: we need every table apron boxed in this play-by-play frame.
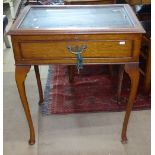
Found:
[11,34,142,65]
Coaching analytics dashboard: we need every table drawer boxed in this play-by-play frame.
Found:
[19,40,133,59]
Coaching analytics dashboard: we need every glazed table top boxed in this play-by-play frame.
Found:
[20,6,133,29]
[9,4,144,35]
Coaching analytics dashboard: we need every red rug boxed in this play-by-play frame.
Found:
[41,65,151,115]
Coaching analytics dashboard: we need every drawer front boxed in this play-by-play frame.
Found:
[19,40,133,59]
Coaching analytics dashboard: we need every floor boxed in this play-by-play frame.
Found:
[3,4,151,155]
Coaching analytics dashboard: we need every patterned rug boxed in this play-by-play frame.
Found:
[41,65,151,115]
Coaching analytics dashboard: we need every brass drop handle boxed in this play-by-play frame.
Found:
[67,45,87,73]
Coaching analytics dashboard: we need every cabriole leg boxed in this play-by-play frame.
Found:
[121,63,140,144]
[34,65,44,105]
[143,43,151,94]
[15,65,35,145]
[68,65,75,83]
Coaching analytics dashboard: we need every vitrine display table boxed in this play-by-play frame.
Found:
[9,4,145,145]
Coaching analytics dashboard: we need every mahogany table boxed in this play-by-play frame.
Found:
[8,4,145,145]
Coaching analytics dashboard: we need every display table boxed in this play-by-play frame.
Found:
[9,5,145,145]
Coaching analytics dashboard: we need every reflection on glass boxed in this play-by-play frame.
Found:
[19,6,133,29]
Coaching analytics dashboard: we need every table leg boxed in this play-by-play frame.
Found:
[116,65,125,104]
[9,1,15,20]
[68,65,75,83]
[111,65,126,104]
[143,42,151,94]
[34,65,44,105]
[4,30,11,48]
[121,63,140,144]
[15,65,35,145]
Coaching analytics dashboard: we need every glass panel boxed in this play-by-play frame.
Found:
[19,6,133,29]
